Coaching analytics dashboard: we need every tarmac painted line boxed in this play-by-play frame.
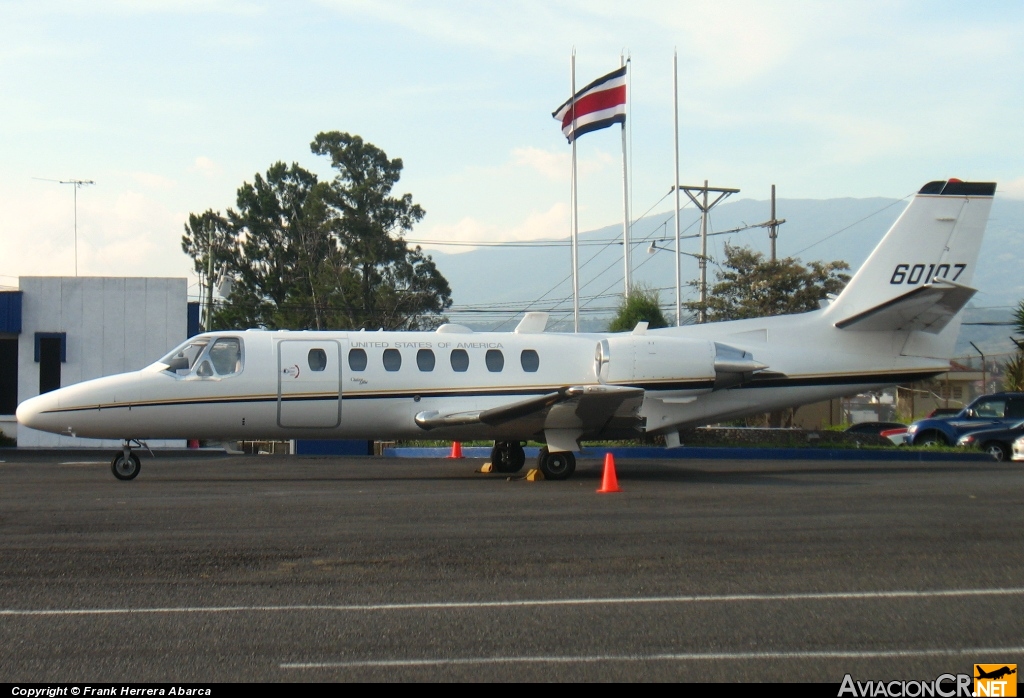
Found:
[3,587,1024,617]
[280,646,1024,670]
[59,461,106,466]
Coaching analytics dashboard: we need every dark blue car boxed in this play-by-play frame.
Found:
[906,393,1024,447]
[955,421,1024,461]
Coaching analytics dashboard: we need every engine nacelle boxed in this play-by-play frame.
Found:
[595,335,766,389]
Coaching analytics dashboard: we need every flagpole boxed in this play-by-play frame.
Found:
[673,49,682,327]
[620,53,630,300]
[571,49,580,333]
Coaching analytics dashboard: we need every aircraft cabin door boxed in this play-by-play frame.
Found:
[277,339,342,428]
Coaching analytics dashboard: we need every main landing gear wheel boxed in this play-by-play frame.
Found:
[490,441,526,473]
[537,447,575,481]
[111,452,141,481]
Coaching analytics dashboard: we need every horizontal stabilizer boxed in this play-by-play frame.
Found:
[834,280,976,334]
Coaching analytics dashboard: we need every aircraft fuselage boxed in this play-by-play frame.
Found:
[17,313,946,445]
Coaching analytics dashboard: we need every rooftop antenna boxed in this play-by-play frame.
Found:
[33,177,95,276]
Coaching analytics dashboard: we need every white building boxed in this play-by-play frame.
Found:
[0,277,193,447]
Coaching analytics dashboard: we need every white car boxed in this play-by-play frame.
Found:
[880,427,909,446]
[1012,435,1024,462]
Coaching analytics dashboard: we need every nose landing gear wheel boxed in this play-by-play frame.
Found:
[111,452,141,481]
[537,447,575,480]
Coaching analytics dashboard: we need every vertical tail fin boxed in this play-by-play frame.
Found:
[823,180,996,326]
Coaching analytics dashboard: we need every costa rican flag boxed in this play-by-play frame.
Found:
[552,65,627,143]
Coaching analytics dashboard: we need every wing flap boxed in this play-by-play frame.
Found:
[414,388,574,430]
[545,384,645,430]
[414,384,645,433]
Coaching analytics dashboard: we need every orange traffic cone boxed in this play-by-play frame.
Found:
[447,441,464,459]
[597,452,621,493]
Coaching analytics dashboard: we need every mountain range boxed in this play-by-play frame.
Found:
[426,194,1024,359]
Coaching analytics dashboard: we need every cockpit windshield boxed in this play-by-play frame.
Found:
[161,339,210,374]
[159,337,243,378]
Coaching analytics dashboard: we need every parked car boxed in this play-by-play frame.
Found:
[906,393,1024,446]
[844,421,907,436]
[880,427,909,446]
[955,420,1024,461]
[844,421,908,446]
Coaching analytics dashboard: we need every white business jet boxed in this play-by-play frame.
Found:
[17,180,996,481]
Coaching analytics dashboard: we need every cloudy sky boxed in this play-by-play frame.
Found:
[2,1,1022,299]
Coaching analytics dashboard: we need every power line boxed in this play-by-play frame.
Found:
[405,238,633,248]
[793,193,912,257]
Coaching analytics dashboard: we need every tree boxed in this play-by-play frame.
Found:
[180,209,232,327]
[608,286,669,332]
[222,161,331,330]
[181,132,452,331]
[693,244,850,322]
[690,244,851,428]
[1003,352,1024,392]
[311,132,451,330]
[1002,299,1024,391]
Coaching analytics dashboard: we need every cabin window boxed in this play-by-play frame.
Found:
[521,349,540,372]
[348,348,367,371]
[383,348,402,372]
[308,348,327,372]
[417,349,435,372]
[485,349,504,372]
[450,349,469,372]
[196,360,214,377]
[210,338,242,376]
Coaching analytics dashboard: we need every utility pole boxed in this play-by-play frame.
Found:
[970,341,987,395]
[677,182,739,323]
[768,184,780,262]
[206,224,215,332]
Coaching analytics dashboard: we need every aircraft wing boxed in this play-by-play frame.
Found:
[414,384,645,432]
[834,280,976,334]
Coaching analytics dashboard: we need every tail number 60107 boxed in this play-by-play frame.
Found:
[890,263,965,285]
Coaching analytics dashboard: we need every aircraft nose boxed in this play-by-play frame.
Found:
[16,391,63,434]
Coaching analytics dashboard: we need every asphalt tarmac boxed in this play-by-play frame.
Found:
[1,451,1022,683]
